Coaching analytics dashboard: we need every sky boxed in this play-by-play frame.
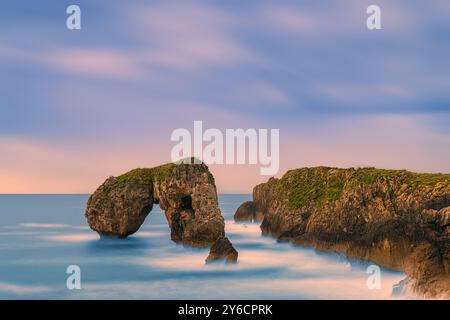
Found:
[0,0,449,193]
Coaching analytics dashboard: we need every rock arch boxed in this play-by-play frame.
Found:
[85,161,237,260]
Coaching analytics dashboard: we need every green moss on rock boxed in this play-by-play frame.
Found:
[276,167,450,209]
[93,163,177,207]
[116,163,177,186]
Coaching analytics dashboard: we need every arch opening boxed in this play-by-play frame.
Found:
[181,195,193,211]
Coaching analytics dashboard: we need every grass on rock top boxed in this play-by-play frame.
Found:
[276,167,450,209]
[93,163,177,206]
[115,163,177,186]
[93,161,217,206]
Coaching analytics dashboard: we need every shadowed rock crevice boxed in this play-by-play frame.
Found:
[181,195,193,210]
[237,167,450,298]
[85,161,236,261]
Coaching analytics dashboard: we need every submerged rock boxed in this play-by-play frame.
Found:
[206,237,238,263]
[85,161,229,249]
[240,167,450,298]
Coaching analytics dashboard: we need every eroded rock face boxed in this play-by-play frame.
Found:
[253,177,278,218]
[85,175,154,238]
[233,178,278,222]
[234,201,257,221]
[244,167,450,298]
[206,237,238,263]
[153,162,225,247]
[85,162,227,249]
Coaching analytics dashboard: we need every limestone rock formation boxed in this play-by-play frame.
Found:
[206,237,238,263]
[253,177,278,218]
[85,161,229,250]
[233,178,278,222]
[234,201,257,221]
[242,167,450,298]
[85,174,154,238]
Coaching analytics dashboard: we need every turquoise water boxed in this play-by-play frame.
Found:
[0,194,407,299]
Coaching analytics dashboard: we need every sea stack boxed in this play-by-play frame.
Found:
[236,167,450,298]
[85,160,237,261]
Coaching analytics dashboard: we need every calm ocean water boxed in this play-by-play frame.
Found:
[0,194,407,299]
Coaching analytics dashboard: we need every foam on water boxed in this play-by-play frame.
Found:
[0,194,408,299]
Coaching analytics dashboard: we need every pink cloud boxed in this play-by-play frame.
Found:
[131,3,255,69]
[1,113,449,194]
[279,114,450,175]
[0,137,171,193]
[262,6,323,33]
[249,83,291,104]
[44,49,140,78]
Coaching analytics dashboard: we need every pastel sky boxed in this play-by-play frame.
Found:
[0,0,449,193]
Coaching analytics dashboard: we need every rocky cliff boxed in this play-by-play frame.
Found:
[237,167,449,298]
[233,177,278,222]
[86,160,237,262]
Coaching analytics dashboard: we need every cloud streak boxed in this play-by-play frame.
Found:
[130,3,255,70]
[0,282,52,295]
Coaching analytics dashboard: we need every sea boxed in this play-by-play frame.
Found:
[0,194,408,299]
